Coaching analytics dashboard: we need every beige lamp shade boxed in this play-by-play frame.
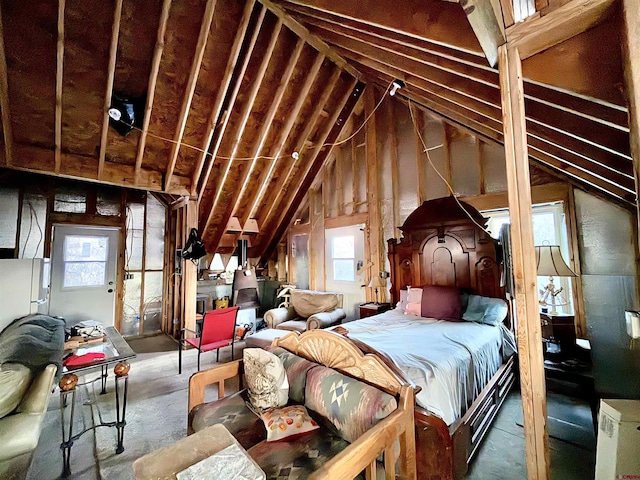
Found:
[535,245,576,277]
[368,276,387,288]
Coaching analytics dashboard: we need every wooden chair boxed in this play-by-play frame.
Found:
[178,306,239,374]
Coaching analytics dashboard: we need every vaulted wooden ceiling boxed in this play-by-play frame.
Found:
[0,0,632,261]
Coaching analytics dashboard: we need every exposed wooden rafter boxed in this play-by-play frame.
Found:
[164,0,218,190]
[507,0,617,60]
[197,2,266,201]
[97,0,124,179]
[0,2,13,166]
[134,0,173,184]
[55,0,66,174]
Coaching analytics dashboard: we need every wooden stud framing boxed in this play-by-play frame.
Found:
[415,111,426,203]
[0,1,13,166]
[134,0,173,183]
[202,18,283,238]
[387,98,400,239]
[365,86,383,292]
[55,0,66,174]
[498,44,549,480]
[197,2,265,201]
[164,0,218,190]
[138,193,149,336]
[507,0,617,60]
[309,187,325,290]
[115,190,126,332]
[182,199,198,336]
[336,149,344,216]
[97,0,124,179]
[477,137,486,195]
[621,0,640,250]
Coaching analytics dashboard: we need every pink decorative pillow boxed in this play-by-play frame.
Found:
[404,287,423,316]
[421,285,462,321]
[260,405,319,442]
[405,302,421,316]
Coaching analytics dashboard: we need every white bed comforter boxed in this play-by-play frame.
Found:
[344,308,503,425]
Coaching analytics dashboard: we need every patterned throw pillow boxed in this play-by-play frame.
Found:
[243,348,289,411]
[260,405,319,442]
[304,366,397,443]
[267,346,319,404]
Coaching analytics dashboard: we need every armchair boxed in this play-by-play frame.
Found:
[263,290,346,332]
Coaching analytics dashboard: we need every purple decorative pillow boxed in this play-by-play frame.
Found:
[421,285,462,321]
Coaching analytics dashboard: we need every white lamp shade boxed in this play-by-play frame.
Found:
[535,245,576,277]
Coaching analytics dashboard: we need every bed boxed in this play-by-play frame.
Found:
[346,196,517,480]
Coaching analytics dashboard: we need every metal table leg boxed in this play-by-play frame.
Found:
[59,374,79,478]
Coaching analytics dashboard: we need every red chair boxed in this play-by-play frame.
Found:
[178,306,239,374]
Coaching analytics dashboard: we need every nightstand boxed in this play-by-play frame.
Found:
[359,302,391,319]
[541,312,576,355]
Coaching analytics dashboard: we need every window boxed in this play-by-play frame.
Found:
[484,202,574,314]
[63,235,108,287]
[331,236,355,282]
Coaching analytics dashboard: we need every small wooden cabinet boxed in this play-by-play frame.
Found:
[359,302,391,319]
[541,312,576,351]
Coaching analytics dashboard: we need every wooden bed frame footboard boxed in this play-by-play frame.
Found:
[414,355,516,480]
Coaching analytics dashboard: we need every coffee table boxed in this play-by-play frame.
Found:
[132,424,265,479]
[59,326,136,477]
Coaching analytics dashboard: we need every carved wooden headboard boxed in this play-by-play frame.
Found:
[387,196,503,305]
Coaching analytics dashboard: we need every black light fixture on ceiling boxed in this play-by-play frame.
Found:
[108,93,144,136]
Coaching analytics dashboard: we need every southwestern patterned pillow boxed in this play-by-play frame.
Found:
[267,346,319,404]
[303,366,397,443]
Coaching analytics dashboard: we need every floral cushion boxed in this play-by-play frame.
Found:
[303,366,397,443]
[244,348,289,411]
[267,346,319,404]
[260,405,319,442]
[189,390,266,450]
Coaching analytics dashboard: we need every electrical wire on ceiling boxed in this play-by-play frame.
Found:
[407,98,493,236]
[111,80,396,163]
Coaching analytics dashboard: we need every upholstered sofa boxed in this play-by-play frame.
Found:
[0,315,65,480]
[263,290,346,332]
[187,330,416,480]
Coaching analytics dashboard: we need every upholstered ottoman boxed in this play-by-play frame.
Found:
[244,329,286,349]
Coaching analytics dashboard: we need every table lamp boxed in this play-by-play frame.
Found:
[535,245,576,315]
[368,275,387,305]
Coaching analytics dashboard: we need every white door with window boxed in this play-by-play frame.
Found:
[49,225,119,326]
[325,225,365,321]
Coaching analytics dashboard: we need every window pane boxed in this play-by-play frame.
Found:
[333,259,355,281]
[64,235,108,262]
[332,236,354,259]
[532,212,557,245]
[63,262,106,287]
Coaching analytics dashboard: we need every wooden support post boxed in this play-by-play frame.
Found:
[365,87,384,300]
[309,187,325,290]
[182,199,198,336]
[277,243,287,282]
[622,0,640,283]
[498,45,549,480]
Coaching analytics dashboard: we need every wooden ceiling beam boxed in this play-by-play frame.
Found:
[201,18,283,238]
[206,37,305,250]
[258,0,362,80]
[261,78,364,259]
[243,52,326,227]
[54,0,66,174]
[164,0,218,190]
[0,2,14,167]
[272,0,484,54]
[191,0,255,196]
[197,2,265,201]
[7,144,191,195]
[134,0,172,184]
[507,0,617,60]
[461,0,506,66]
[254,66,342,241]
[97,0,123,179]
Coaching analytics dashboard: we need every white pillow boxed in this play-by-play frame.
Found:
[404,287,422,316]
[0,363,33,418]
[243,348,289,411]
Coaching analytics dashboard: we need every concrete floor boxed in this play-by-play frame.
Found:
[28,333,596,479]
